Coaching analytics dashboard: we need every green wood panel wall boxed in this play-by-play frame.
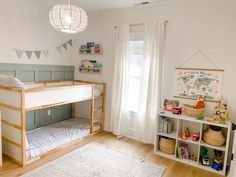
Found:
[0,63,74,131]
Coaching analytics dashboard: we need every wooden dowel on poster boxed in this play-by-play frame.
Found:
[174,96,221,103]
[175,67,224,72]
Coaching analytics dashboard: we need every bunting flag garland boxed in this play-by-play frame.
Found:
[11,39,73,59]
[56,39,74,53]
[14,49,24,59]
[42,50,49,58]
[56,46,62,53]
[25,51,33,59]
[62,43,68,50]
[34,51,41,59]
[68,39,73,47]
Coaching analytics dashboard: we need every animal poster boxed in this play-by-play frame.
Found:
[175,69,223,101]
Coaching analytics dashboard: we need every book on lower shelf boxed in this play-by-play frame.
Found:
[79,43,103,54]
[176,143,189,159]
[79,60,102,74]
[160,116,174,134]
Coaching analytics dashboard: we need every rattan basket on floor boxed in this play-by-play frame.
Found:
[183,104,205,117]
[159,137,175,154]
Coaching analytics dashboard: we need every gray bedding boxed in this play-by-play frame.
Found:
[26,118,101,161]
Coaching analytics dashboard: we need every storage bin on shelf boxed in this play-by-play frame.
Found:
[203,125,226,146]
[183,104,205,117]
[159,136,175,154]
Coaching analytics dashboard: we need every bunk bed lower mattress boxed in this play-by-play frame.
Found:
[26,118,101,161]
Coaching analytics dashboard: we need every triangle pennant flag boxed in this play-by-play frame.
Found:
[62,43,68,50]
[34,51,41,59]
[25,51,33,59]
[14,49,23,59]
[67,39,73,47]
[56,46,62,53]
[42,50,49,58]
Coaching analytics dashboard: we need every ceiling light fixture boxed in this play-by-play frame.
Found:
[49,0,88,33]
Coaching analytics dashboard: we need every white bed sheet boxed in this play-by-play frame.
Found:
[26,118,100,161]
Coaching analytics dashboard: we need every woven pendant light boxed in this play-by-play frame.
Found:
[49,0,88,33]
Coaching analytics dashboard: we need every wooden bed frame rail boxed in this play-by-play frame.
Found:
[0,86,25,165]
[0,80,106,166]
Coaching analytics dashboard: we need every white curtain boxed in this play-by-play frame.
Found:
[110,25,130,135]
[110,22,165,143]
[136,21,166,143]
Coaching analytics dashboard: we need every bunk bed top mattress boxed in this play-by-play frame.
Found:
[24,82,84,89]
[26,118,100,161]
[24,82,103,97]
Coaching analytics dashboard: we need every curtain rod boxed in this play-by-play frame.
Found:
[114,20,168,28]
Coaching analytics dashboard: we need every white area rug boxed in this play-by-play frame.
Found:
[21,142,165,177]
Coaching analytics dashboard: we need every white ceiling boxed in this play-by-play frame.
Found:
[29,0,170,11]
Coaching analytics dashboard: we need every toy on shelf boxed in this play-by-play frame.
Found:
[195,95,205,109]
[164,99,179,111]
[202,155,210,166]
[211,150,224,171]
[172,107,182,115]
[196,114,204,120]
[200,146,208,157]
[200,146,210,166]
[213,98,228,124]
[190,154,197,162]
[192,133,200,141]
[211,161,223,171]
[180,127,190,140]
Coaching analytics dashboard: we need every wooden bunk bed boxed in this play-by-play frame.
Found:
[0,80,106,166]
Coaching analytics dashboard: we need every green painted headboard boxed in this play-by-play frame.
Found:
[0,63,74,131]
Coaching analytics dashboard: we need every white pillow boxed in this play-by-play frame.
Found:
[94,85,103,97]
[0,75,27,89]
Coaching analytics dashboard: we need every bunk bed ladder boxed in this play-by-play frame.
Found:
[101,83,105,129]
[93,83,106,132]
[90,85,95,134]
[74,80,106,134]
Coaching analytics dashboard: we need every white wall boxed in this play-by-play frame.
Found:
[0,0,76,65]
[74,0,236,130]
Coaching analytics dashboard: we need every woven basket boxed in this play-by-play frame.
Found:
[159,137,175,154]
[183,104,205,117]
[203,127,226,146]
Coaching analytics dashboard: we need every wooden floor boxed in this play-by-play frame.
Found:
[0,131,224,177]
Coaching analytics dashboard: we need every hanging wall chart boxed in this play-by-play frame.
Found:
[174,50,224,102]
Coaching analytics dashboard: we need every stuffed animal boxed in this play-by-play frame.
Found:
[195,95,205,109]
[213,98,228,123]
[211,150,224,171]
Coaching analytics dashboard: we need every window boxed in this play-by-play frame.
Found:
[127,40,144,112]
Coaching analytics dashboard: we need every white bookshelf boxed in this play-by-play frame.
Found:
[154,110,231,176]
